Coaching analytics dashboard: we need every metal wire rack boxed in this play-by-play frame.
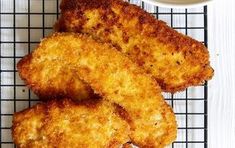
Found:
[0,0,208,147]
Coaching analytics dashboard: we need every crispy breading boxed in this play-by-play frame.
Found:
[17,46,96,101]
[18,33,177,147]
[55,0,214,92]
[12,98,131,148]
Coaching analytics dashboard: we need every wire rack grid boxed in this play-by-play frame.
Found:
[0,0,208,148]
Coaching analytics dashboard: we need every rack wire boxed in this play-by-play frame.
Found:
[0,0,208,147]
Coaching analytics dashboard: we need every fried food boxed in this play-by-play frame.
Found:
[17,44,96,101]
[18,33,177,147]
[12,98,131,148]
[55,0,214,92]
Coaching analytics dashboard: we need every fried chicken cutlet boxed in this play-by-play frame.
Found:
[12,98,131,148]
[55,0,214,92]
[17,43,96,101]
[18,33,177,147]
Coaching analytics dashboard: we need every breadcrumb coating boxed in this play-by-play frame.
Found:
[12,98,131,148]
[17,33,177,147]
[55,0,214,92]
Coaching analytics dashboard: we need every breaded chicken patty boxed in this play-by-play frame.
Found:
[17,33,177,147]
[12,98,130,148]
[17,51,95,100]
[55,0,213,92]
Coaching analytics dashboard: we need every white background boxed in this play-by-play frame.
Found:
[208,0,235,148]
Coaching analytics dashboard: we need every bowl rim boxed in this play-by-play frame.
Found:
[141,0,213,8]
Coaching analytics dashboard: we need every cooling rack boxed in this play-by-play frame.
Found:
[0,0,208,147]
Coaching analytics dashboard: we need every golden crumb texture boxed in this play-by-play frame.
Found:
[17,42,95,101]
[17,33,177,147]
[12,98,130,148]
[55,0,214,92]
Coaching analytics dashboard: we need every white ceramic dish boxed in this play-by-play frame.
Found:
[142,0,213,8]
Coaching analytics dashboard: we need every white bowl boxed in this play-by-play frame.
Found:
[142,0,213,8]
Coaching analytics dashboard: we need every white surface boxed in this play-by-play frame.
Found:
[208,0,235,147]
[143,0,213,8]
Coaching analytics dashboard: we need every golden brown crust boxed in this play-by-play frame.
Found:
[18,33,177,147]
[55,0,214,92]
[17,48,96,101]
[12,98,130,148]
